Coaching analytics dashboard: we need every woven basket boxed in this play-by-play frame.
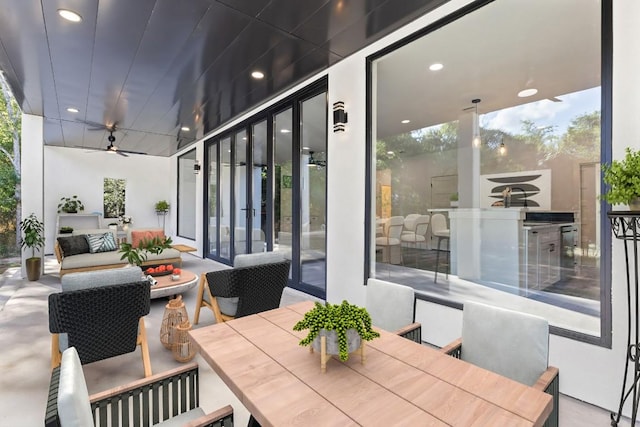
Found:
[172,320,197,362]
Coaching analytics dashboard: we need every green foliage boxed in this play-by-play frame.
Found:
[293,300,380,361]
[19,213,44,258]
[602,147,640,205]
[59,226,73,233]
[119,236,173,266]
[57,195,84,213]
[103,178,126,218]
[155,200,170,213]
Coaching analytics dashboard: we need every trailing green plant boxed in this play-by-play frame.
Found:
[155,200,170,213]
[293,300,380,361]
[57,195,84,213]
[59,226,73,234]
[119,236,173,266]
[602,147,640,205]
[19,213,45,259]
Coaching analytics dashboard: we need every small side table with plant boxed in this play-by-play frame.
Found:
[155,200,170,232]
[293,300,380,372]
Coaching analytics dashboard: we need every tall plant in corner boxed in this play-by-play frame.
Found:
[20,213,45,281]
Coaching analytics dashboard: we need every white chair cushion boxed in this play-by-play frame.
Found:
[366,278,415,332]
[57,348,94,427]
[461,301,549,386]
[61,266,143,292]
[375,237,401,245]
[233,251,284,267]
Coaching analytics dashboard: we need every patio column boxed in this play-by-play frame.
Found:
[20,114,44,278]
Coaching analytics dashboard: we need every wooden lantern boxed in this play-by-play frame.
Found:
[172,320,197,362]
[160,295,188,349]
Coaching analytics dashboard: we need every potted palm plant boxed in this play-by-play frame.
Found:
[293,300,380,368]
[602,147,640,210]
[20,213,45,281]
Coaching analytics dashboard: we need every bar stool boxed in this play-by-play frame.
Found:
[430,213,450,282]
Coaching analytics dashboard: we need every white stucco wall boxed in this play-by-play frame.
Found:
[43,146,171,254]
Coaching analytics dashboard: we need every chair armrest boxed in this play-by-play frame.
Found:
[440,338,462,358]
[395,322,422,343]
[54,242,63,263]
[184,405,234,427]
[533,365,559,392]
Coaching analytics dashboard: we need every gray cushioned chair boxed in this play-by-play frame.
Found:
[441,301,559,427]
[45,347,234,427]
[366,278,422,343]
[193,252,288,325]
[49,267,153,377]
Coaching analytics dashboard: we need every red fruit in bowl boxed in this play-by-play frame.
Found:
[166,264,174,271]
[173,268,181,275]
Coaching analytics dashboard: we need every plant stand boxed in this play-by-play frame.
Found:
[157,211,168,233]
[310,329,365,373]
[609,211,640,426]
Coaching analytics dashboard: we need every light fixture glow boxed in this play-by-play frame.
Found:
[280,129,291,134]
[66,107,79,113]
[387,151,394,155]
[429,63,444,71]
[58,9,82,22]
[518,88,538,98]
[472,99,481,147]
[401,119,410,124]
[181,126,190,132]
[251,71,265,79]
[499,141,507,156]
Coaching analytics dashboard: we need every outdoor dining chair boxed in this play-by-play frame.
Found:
[441,300,559,427]
[366,278,422,343]
[45,347,234,427]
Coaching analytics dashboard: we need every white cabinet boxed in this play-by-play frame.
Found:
[523,225,563,293]
[56,213,101,234]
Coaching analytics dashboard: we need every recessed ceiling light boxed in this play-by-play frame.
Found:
[387,151,394,155]
[58,9,82,22]
[518,88,538,98]
[429,63,443,71]
[401,119,410,124]
[66,107,79,113]
[181,126,190,132]
[251,71,265,79]
[280,129,291,134]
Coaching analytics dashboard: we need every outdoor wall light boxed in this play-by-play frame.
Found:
[499,140,507,156]
[333,102,348,132]
[193,160,201,174]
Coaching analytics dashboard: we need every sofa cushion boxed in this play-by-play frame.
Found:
[131,229,165,248]
[60,251,126,269]
[85,232,118,253]
[57,236,90,257]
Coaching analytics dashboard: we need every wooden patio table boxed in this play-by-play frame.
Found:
[189,301,552,426]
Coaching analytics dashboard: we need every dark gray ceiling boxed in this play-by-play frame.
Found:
[0,0,446,157]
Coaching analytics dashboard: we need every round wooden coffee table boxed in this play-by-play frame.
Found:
[150,270,198,299]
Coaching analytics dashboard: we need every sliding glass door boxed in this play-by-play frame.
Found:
[205,79,327,298]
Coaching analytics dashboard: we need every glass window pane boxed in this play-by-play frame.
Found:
[274,108,293,267]
[300,93,327,289]
[371,0,602,338]
[234,130,248,256]
[253,120,268,254]
[208,144,218,256]
[220,137,232,260]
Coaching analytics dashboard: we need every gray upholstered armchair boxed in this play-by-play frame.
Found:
[366,278,422,343]
[440,301,559,427]
[45,347,234,427]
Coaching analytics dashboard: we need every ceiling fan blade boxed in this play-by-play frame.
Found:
[116,150,129,157]
[116,149,147,155]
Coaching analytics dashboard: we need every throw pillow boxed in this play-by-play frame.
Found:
[85,233,118,253]
[57,236,91,257]
[131,230,165,248]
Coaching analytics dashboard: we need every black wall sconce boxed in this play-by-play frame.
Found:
[193,160,201,174]
[333,101,348,132]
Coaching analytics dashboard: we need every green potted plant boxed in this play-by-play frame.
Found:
[155,200,170,214]
[119,236,173,267]
[20,213,45,281]
[57,195,84,213]
[59,226,73,234]
[602,147,640,209]
[449,192,459,207]
[293,300,380,362]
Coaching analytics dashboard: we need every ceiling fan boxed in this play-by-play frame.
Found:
[103,129,147,157]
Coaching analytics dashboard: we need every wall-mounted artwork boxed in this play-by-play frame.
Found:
[103,178,126,218]
[480,170,551,209]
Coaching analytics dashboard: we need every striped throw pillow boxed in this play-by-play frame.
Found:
[85,232,117,253]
